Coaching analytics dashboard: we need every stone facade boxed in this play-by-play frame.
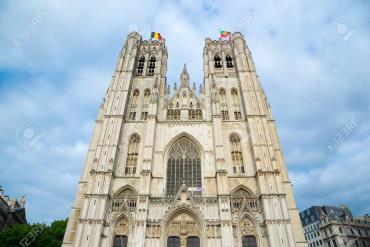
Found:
[62,32,306,247]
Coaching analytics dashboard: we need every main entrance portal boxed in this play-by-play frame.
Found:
[165,212,201,247]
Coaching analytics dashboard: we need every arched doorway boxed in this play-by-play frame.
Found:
[112,217,130,247]
[240,217,258,247]
[165,212,201,247]
[242,236,257,247]
[166,136,201,196]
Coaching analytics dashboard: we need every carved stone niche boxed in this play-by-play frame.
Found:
[240,217,256,236]
[115,217,129,235]
[166,212,201,239]
[146,224,161,238]
[206,224,221,238]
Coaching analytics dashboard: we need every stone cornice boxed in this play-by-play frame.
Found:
[264,219,291,225]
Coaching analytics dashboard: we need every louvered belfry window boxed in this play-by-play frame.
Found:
[166,137,201,196]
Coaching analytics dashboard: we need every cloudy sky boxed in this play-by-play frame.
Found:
[0,0,369,224]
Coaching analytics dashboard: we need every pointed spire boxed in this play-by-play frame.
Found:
[183,63,187,74]
[167,84,171,95]
[174,82,177,90]
[192,82,196,91]
[180,63,190,88]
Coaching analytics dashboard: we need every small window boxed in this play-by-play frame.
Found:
[167,109,180,120]
[148,56,156,76]
[141,111,148,120]
[129,112,136,120]
[125,134,140,175]
[221,110,229,120]
[230,134,244,174]
[188,109,202,120]
[214,54,222,68]
[234,111,242,120]
[135,56,145,76]
[226,55,233,68]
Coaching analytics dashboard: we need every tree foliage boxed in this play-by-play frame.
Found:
[0,218,67,247]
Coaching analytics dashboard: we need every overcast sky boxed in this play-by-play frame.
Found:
[0,0,369,223]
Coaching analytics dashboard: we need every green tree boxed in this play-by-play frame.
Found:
[0,219,67,247]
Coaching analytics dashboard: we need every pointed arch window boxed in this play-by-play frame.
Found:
[148,56,156,76]
[141,89,150,120]
[135,56,145,76]
[214,54,222,68]
[129,89,140,120]
[231,88,241,120]
[166,137,201,196]
[125,134,140,175]
[226,55,234,68]
[219,88,229,120]
[230,134,244,174]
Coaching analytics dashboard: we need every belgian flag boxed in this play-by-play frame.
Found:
[151,32,162,41]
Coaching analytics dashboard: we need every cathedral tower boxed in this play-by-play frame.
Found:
[63,32,306,247]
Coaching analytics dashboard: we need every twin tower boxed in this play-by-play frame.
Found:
[62,32,306,247]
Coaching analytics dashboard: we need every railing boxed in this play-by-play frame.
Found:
[231,198,259,212]
[112,198,137,212]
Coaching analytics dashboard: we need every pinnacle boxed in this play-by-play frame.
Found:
[183,63,187,74]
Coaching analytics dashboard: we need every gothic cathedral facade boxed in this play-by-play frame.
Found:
[63,32,306,247]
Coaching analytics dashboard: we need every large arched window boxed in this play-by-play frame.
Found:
[135,56,145,76]
[214,54,222,68]
[148,56,156,76]
[226,54,233,68]
[113,235,128,247]
[219,88,228,120]
[125,134,140,175]
[230,134,244,174]
[166,137,201,196]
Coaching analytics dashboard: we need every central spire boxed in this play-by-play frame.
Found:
[180,63,189,88]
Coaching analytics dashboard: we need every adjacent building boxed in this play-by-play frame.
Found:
[300,205,370,247]
[63,32,307,247]
[0,186,27,231]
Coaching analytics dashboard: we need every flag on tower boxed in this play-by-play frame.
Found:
[151,32,162,41]
[220,30,231,38]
